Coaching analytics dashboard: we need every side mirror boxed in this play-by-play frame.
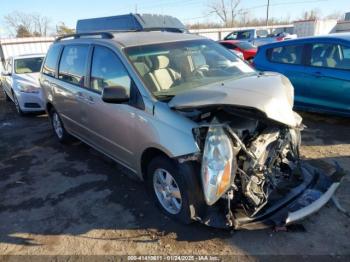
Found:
[102,86,130,103]
[2,71,11,76]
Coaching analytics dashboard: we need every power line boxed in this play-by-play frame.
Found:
[184,0,330,22]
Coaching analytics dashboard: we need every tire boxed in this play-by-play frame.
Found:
[49,107,72,143]
[146,156,205,224]
[13,92,25,116]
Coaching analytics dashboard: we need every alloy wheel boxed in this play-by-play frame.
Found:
[153,168,182,215]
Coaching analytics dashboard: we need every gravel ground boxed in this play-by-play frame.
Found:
[0,90,349,259]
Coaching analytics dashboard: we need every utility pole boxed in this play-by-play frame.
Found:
[266,0,270,27]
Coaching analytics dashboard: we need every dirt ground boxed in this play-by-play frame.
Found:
[0,90,349,259]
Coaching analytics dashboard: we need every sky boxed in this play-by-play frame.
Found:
[0,0,348,36]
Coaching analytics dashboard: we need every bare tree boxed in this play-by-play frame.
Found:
[16,25,32,38]
[301,9,321,20]
[32,13,51,36]
[4,11,51,37]
[326,11,344,20]
[56,22,75,36]
[208,0,241,27]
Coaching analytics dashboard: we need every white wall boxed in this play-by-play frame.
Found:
[189,24,293,41]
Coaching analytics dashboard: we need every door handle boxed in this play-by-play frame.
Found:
[76,91,84,100]
[86,96,95,104]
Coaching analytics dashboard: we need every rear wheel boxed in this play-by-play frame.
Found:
[50,107,72,143]
[146,156,205,224]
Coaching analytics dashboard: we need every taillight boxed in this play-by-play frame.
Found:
[277,36,285,41]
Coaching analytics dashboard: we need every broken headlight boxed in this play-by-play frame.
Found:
[201,126,234,205]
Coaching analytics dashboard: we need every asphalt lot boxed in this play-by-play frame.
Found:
[0,90,349,258]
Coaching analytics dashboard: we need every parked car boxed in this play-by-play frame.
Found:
[219,40,257,62]
[40,15,343,230]
[224,28,297,47]
[0,37,53,74]
[253,33,350,117]
[231,48,244,60]
[1,54,46,115]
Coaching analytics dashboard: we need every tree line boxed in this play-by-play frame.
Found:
[3,3,346,37]
[3,11,75,38]
[189,0,345,29]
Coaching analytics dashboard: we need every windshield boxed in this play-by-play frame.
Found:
[125,40,255,99]
[235,41,256,50]
[14,57,44,74]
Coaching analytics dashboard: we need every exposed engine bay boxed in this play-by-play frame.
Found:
[181,106,308,226]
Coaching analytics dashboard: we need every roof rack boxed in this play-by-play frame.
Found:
[76,14,186,34]
[55,32,115,42]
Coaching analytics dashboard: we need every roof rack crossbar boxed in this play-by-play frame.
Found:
[55,32,114,42]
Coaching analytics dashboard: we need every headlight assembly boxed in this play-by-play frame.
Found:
[201,126,234,205]
[17,83,40,93]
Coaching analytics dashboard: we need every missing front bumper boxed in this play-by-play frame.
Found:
[199,162,345,230]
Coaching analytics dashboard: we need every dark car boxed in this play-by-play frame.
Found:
[254,33,350,117]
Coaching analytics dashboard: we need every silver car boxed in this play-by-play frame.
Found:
[1,54,46,115]
[40,31,344,229]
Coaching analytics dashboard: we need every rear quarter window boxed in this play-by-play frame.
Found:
[267,45,303,65]
[42,45,62,77]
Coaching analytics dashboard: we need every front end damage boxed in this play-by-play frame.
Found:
[178,106,345,230]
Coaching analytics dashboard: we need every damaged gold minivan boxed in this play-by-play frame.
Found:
[40,14,345,230]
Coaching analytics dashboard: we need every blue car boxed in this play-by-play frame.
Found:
[254,34,350,116]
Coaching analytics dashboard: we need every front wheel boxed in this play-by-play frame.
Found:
[146,156,205,224]
[13,92,25,116]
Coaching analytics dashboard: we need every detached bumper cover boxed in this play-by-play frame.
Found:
[233,162,345,229]
[286,183,339,224]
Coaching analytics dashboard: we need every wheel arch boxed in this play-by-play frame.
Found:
[140,147,173,181]
[46,102,54,115]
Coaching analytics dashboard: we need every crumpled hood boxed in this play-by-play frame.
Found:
[14,73,40,87]
[169,73,301,127]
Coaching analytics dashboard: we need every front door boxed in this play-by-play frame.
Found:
[265,44,308,106]
[80,45,138,168]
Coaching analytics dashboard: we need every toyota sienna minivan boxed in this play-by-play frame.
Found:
[40,14,344,230]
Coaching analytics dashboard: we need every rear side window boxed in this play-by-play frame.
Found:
[42,45,61,77]
[236,31,251,40]
[90,46,131,93]
[267,45,303,65]
[256,30,268,38]
[58,45,89,86]
[310,43,350,70]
